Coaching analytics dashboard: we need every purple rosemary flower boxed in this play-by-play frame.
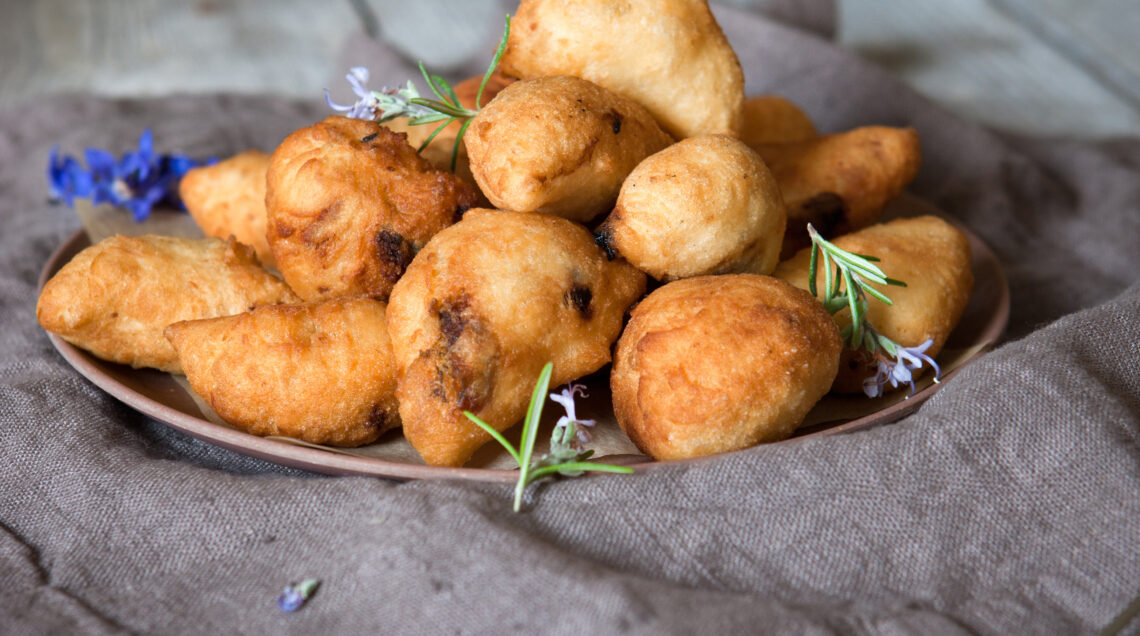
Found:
[863,339,942,398]
[550,383,596,449]
[324,66,383,119]
[277,579,320,612]
[47,129,214,221]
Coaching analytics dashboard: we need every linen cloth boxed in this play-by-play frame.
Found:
[2,6,1139,635]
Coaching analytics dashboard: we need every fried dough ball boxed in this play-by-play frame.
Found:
[384,71,513,190]
[266,116,480,302]
[751,126,921,258]
[502,0,744,139]
[773,215,973,393]
[612,275,841,460]
[738,96,817,146]
[37,235,300,373]
[179,150,275,267]
[595,135,786,281]
[465,75,673,223]
[387,209,646,466]
[165,297,399,447]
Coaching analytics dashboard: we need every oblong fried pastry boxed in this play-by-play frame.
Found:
[738,95,817,146]
[37,235,300,373]
[612,275,841,460]
[266,115,480,301]
[464,75,673,223]
[179,150,275,267]
[502,0,744,139]
[387,209,646,466]
[595,134,786,281]
[165,297,399,447]
[752,126,921,258]
[773,215,973,393]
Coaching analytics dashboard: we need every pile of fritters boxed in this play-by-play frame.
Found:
[38,0,973,464]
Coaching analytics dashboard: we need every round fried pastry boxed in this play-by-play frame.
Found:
[386,209,646,467]
[464,75,673,223]
[595,134,786,281]
[165,297,399,447]
[502,0,745,139]
[266,116,480,301]
[612,275,841,460]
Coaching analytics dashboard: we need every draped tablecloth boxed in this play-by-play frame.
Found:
[1,6,1138,634]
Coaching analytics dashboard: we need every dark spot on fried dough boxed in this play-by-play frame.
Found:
[375,229,416,277]
[366,404,391,430]
[609,109,623,134]
[434,296,471,346]
[566,285,593,319]
[274,221,294,239]
[594,226,618,261]
[361,132,379,143]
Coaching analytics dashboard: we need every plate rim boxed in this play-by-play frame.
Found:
[37,197,1009,481]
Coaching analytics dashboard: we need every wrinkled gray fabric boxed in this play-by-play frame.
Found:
[2,6,1139,635]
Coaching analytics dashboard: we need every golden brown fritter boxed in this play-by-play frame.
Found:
[386,209,646,467]
[37,235,299,373]
[179,150,275,267]
[611,275,841,460]
[165,297,399,447]
[501,0,745,139]
[595,134,786,281]
[266,115,480,302]
[384,71,513,191]
[752,126,922,258]
[737,95,817,146]
[464,75,674,223]
[773,215,973,393]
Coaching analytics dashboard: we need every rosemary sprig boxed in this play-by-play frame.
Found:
[326,15,511,172]
[807,224,942,397]
[464,362,633,512]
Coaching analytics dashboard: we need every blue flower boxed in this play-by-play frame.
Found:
[863,339,942,398]
[47,146,94,205]
[277,579,320,612]
[325,66,382,119]
[46,130,215,221]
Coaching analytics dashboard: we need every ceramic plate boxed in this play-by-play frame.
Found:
[38,195,1009,481]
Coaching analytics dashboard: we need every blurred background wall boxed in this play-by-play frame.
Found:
[2,0,1137,138]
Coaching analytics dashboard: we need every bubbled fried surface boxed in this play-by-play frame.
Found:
[179,150,275,267]
[464,75,673,223]
[611,275,841,461]
[266,116,479,302]
[773,215,973,393]
[36,235,300,373]
[501,0,744,140]
[751,126,922,259]
[386,209,646,467]
[164,297,399,447]
[596,134,786,281]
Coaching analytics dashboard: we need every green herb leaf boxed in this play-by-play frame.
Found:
[477,15,512,109]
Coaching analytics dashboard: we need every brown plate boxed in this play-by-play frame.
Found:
[38,195,1009,481]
